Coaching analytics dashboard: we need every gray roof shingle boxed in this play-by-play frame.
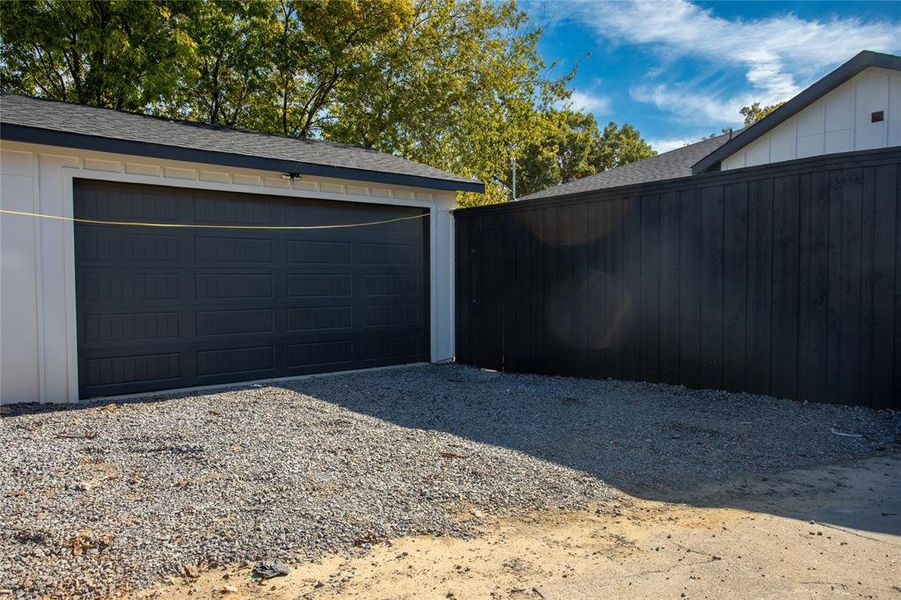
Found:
[0,92,483,192]
[518,133,731,201]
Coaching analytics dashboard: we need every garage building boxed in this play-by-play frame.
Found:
[0,94,482,403]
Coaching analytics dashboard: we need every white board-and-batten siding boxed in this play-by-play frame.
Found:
[722,67,901,170]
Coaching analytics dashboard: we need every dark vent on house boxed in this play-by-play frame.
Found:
[871,110,884,123]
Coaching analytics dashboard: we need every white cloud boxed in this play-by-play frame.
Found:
[565,90,612,114]
[566,0,901,125]
[630,84,751,125]
[646,137,696,153]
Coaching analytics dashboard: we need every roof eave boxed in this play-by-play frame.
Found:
[692,50,901,175]
[0,123,485,194]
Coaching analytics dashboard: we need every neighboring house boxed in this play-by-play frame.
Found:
[522,50,901,202]
[519,133,733,201]
[0,94,482,403]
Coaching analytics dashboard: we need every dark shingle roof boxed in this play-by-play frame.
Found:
[0,92,483,192]
[518,133,731,201]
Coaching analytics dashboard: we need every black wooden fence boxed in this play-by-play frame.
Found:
[454,147,901,409]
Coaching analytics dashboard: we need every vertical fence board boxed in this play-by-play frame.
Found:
[606,199,625,380]
[771,174,801,399]
[723,181,749,391]
[679,188,702,388]
[659,191,681,384]
[621,196,642,381]
[480,224,503,371]
[500,222,516,372]
[826,170,844,403]
[512,216,530,372]
[893,164,901,404]
[454,216,471,364]
[798,171,830,402]
[559,205,576,376]
[700,185,725,390]
[839,168,863,405]
[746,178,773,395]
[574,202,591,376]
[528,211,542,374]
[545,209,563,374]
[860,167,876,405]
[640,194,661,382]
[587,202,606,377]
[871,164,897,407]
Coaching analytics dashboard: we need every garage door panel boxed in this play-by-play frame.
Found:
[78,188,183,221]
[355,205,421,228]
[195,235,273,263]
[360,304,420,328]
[196,308,276,336]
[75,180,428,398]
[196,346,276,377]
[285,274,352,298]
[356,229,424,243]
[194,194,273,224]
[84,352,182,388]
[283,201,353,225]
[360,243,421,266]
[77,271,183,304]
[76,229,182,264]
[285,240,353,264]
[286,306,353,332]
[195,272,273,300]
[361,272,419,297]
[287,339,354,369]
[358,334,421,361]
[81,310,182,343]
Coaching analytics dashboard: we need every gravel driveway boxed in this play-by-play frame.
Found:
[2,364,899,598]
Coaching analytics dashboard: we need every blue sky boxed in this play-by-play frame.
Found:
[528,0,901,152]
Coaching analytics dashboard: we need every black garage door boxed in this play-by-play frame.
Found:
[74,180,429,398]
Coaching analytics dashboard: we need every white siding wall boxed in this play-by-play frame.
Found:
[722,67,901,170]
[0,141,457,404]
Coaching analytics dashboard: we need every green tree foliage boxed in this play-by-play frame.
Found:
[324,0,573,205]
[595,122,655,172]
[0,0,189,109]
[1,0,655,206]
[509,111,655,200]
[739,101,785,127]
[157,0,276,127]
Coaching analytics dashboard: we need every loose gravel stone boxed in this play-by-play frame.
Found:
[1,364,898,598]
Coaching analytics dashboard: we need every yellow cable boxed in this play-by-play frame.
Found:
[0,208,429,230]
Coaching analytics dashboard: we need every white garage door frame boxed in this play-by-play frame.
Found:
[0,140,456,404]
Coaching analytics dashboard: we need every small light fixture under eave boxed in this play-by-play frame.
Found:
[281,172,303,181]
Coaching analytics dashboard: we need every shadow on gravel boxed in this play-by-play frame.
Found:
[5,364,899,538]
[277,364,901,538]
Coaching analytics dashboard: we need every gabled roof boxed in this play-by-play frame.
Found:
[0,92,484,193]
[692,50,901,174]
[518,50,901,202]
[518,133,731,201]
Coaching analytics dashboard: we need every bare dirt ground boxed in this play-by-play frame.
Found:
[151,454,901,600]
